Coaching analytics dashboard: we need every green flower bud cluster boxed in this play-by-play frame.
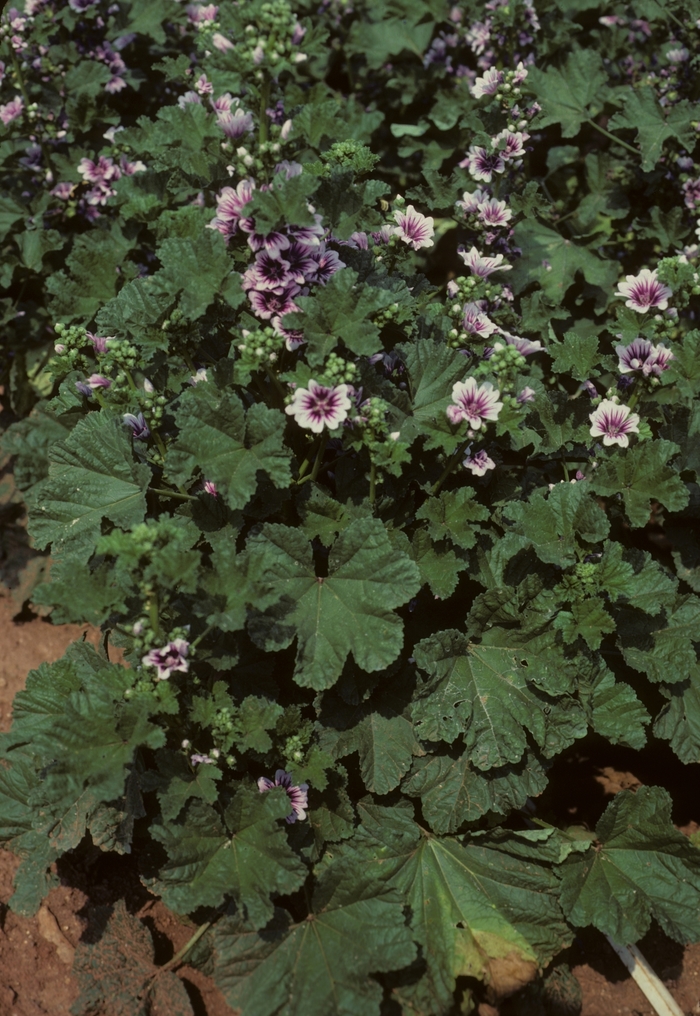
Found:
[51,322,90,375]
[575,561,598,587]
[143,386,167,425]
[488,342,526,374]
[160,308,188,333]
[357,396,390,447]
[283,733,305,765]
[101,337,138,370]
[321,351,358,386]
[237,1,305,73]
[236,325,285,368]
[373,302,402,328]
[320,140,379,175]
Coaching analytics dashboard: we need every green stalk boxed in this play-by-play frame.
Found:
[150,920,213,978]
[259,75,271,145]
[586,119,640,157]
[432,441,469,495]
[150,487,198,502]
[296,433,328,485]
[561,451,570,482]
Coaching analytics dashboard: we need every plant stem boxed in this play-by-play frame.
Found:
[191,623,215,650]
[586,119,640,157]
[259,75,271,145]
[265,365,287,403]
[432,441,469,495]
[296,433,328,485]
[10,50,54,176]
[153,431,168,458]
[124,368,137,392]
[152,920,213,978]
[150,487,198,502]
[148,591,161,639]
[561,451,570,482]
[369,459,377,505]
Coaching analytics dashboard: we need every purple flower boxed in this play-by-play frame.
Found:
[616,338,674,377]
[86,331,112,353]
[178,91,201,108]
[217,107,254,139]
[392,205,435,250]
[188,4,218,23]
[501,332,542,356]
[459,246,512,277]
[141,639,190,681]
[517,386,536,404]
[589,400,640,447]
[211,32,234,52]
[191,753,216,765]
[463,446,496,475]
[86,374,112,389]
[456,188,490,215]
[477,197,512,227]
[492,129,529,161]
[248,286,299,320]
[471,67,503,98]
[0,95,23,125]
[75,382,93,398]
[78,156,121,185]
[203,480,218,496]
[123,412,150,440]
[447,378,503,428]
[285,380,351,433]
[271,316,305,352]
[303,244,345,285]
[615,268,672,313]
[463,302,497,337]
[243,252,294,294]
[459,146,505,183]
[257,769,309,823]
[208,180,255,243]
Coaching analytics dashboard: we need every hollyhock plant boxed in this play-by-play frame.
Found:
[285,380,351,432]
[142,639,190,680]
[615,268,673,312]
[463,302,498,337]
[447,378,503,428]
[471,67,503,98]
[459,146,506,183]
[257,770,309,823]
[589,400,641,447]
[616,338,674,376]
[456,188,490,215]
[477,197,512,227]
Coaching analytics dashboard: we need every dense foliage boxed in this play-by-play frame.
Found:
[2,0,700,1012]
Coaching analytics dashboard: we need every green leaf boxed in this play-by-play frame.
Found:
[150,231,235,320]
[331,705,424,795]
[28,413,150,556]
[46,226,135,320]
[121,103,224,180]
[410,530,467,599]
[399,339,469,452]
[348,14,436,69]
[246,520,421,689]
[553,596,615,650]
[0,195,25,242]
[415,487,489,550]
[528,48,611,137]
[549,332,600,381]
[166,386,292,510]
[608,88,696,171]
[504,483,609,568]
[559,787,700,944]
[578,658,649,749]
[527,390,593,454]
[597,542,678,615]
[654,666,700,763]
[212,891,416,1016]
[149,789,307,924]
[512,219,618,300]
[15,228,64,271]
[412,630,571,767]
[590,440,689,527]
[336,802,570,1006]
[72,900,194,1016]
[282,269,389,365]
[149,750,222,823]
[403,750,548,833]
[618,595,700,684]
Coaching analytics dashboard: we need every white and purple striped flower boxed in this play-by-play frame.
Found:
[463,446,496,476]
[142,639,190,681]
[216,106,254,139]
[248,287,299,320]
[615,268,672,313]
[447,378,503,428]
[459,146,506,183]
[123,412,150,440]
[86,373,112,389]
[616,338,674,377]
[462,301,498,337]
[492,129,529,161]
[477,197,512,227]
[0,95,23,125]
[285,380,351,432]
[257,769,309,823]
[456,188,490,215]
[517,386,536,404]
[392,205,435,250]
[459,246,512,277]
[589,400,640,447]
[471,67,503,98]
[501,332,543,356]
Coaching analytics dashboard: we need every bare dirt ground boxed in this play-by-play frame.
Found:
[1,593,700,1015]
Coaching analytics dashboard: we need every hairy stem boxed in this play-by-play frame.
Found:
[586,119,640,157]
[150,487,198,502]
[152,920,213,978]
[432,441,469,495]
